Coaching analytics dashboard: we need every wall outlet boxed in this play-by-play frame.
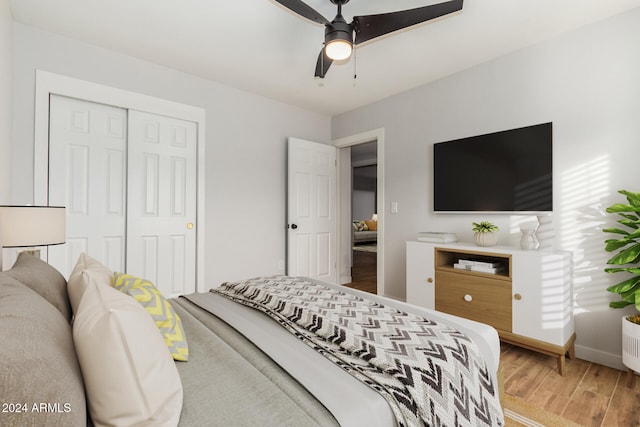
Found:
[278,259,285,271]
[391,202,398,213]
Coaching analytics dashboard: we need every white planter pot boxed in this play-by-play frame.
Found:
[475,232,498,247]
[622,316,640,372]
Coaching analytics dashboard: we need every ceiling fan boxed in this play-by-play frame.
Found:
[275,0,464,78]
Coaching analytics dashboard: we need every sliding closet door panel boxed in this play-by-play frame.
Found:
[48,95,127,278]
[127,110,197,297]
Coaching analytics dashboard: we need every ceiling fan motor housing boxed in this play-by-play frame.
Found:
[324,15,352,47]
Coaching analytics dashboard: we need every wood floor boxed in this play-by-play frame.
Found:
[344,251,640,426]
[502,343,640,426]
[343,249,377,294]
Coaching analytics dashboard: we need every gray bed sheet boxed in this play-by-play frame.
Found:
[171,298,339,427]
[182,278,501,427]
[184,291,396,427]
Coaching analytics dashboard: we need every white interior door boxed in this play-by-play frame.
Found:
[287,137,337,283]
[126,110,197,297]
[48,95,127,277]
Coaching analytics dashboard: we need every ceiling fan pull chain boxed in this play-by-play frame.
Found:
[353,44,357,84]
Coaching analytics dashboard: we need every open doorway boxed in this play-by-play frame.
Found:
[347,142,377,293]
[335,128,384,295]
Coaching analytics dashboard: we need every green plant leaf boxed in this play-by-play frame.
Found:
[610,300,633,309]
[621,286,640,303]
[605,267,640,274]
[620,213,640,222]
[621,190,640,207]
[606,203,630,213]
[618,219,640,229]
[471,221,498,232]
[606,276,640,294]
[606,203,640,214]
[607,243,640,265]
[605,239,632,252]
[603,227,630,236]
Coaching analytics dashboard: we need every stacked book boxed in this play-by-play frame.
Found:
[417,232,457,243]
[453,258,505,274]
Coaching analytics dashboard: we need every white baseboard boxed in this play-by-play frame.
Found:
[339,275,352,285]
[575,344,625,371]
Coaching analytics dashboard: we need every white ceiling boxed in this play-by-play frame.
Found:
[10,0,640,116]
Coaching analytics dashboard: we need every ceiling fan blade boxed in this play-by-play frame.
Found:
[275,0,330,25]
[353,0,463,45]
[314,48,334,78]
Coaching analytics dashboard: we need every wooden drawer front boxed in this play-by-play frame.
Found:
[435,271,512,332]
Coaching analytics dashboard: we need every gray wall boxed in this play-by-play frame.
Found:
[353,165,376,221]
[332,8,640,368]
[0,0,11,203]
[11,23,331,287]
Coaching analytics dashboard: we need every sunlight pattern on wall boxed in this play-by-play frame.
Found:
[538,254,573,333]
[504,155,612,334]
[558,155,611,316]
[506,218,572,334]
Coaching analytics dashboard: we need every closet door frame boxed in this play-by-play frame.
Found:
[33,70,206,291]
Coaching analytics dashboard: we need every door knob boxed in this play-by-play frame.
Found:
[186,222,194,229]
[290,224,298,229]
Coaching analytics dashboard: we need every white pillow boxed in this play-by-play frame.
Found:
[73,275,183,427]
[67,253,113,314]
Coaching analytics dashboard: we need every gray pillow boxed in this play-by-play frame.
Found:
[0,272,87,426]
[5,252,71,322]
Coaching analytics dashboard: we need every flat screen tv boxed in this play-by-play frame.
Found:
[433,122,552,213]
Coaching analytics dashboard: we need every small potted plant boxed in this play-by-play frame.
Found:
[472,221,499,247]
[603,190,640,374]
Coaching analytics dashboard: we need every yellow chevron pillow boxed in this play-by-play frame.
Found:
[113,273,189,361]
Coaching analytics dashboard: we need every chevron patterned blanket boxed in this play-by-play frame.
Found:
[212,276,503,427]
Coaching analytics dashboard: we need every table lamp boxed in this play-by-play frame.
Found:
[0,205,66,270]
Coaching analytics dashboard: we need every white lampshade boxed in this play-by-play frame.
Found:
[325,39,352,60]
[0,206,66,247]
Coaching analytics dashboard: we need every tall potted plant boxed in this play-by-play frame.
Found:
[603,190,640,373]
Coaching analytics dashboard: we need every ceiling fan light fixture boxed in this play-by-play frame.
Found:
[325,39,352,60]
[324,14,353,61]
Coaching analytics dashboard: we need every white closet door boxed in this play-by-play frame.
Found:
[126,110,197,297]
[48,95,127,277]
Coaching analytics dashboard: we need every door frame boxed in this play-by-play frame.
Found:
[333,128,385,295]
[33,70,206,290]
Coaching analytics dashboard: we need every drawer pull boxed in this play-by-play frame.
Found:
[464,294,473,302]
[514,293,522,300]
[427,277,433,283]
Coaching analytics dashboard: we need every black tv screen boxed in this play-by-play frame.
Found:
[433,122,552,213]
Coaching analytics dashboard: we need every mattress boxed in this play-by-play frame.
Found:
[183,277,501,427]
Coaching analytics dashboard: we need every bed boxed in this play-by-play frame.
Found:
[0,253,504,427]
